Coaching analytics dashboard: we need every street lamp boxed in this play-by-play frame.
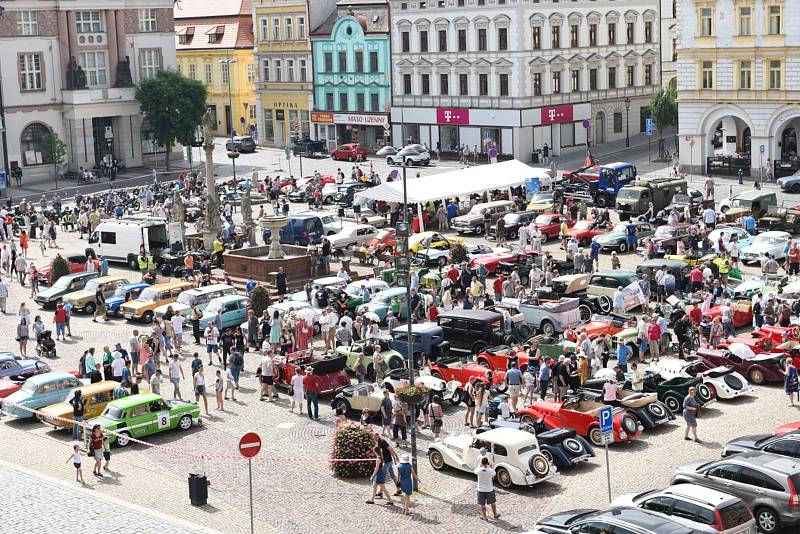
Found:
[624,97,631,148]
[220,58,238,187]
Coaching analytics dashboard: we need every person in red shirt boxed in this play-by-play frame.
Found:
[688,302,703,326]
[493,275,504,302]
[689,266,703,293]
[302,368,321,420]
[446,265,459,285]
[788,243,800,276]
[54,303,68,340]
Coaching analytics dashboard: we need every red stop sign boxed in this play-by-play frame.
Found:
[239,432,262,458]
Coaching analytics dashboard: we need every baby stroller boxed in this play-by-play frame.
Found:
[36,330,57,359]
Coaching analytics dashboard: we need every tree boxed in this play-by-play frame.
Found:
[135,70,207,171]
[49,255,70,285]
[648,85,678,160]
[41,131,66,189]
[249,285,271,318]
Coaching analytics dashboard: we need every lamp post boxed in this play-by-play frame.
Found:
[624,97,631,148]
[220,58,238,187]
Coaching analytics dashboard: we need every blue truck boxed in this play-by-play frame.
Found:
[559,162,637,208]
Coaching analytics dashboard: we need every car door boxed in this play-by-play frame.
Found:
[704,463,743,495]
[466,438,491,469]
[127,403,152,437]
[149,399,172,433]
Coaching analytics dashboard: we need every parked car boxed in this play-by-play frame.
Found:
[331,383,392,417]
[0,367,79,399]
[649,359,753,400]
[566,313,635,342]
[154,284,237,322]
[672,451,800,533]
[635,369,716,413]
[61,275,130,314]
[381,368,461,405]
[450,200,514,235]
[390,323,449,367]
[407,231,464,253]
[331,143,367,162]
[534,273,610,322]
[272,352,349,394]
[366,228,397,255]
[334,182,377,207]
[198,295,250,331]
[719,189,778,217]
[120,281,194,323]
[225,135,256,153]
[594,220,655,253]
[337,337,405,379]
[724,431,800,459]
[689,347,785,385]
[430,356,507,391]
[387,146,430,166]
[38,381,132,429]
[566,220,613,247]
[610,484,756,534]
[500,296,583,337]
[427,427,555,488]
[104,282,150,317]
[708,226,755,254]
[0,371,85,418]
[415,242,494,268]
[0,353,49,381]
[34,271,100,308]
[578,378,674,430]
[534,213,575,242]
[526,192,558,214]
[741,231,793,264]
[644,223,695,256]
[778,175,800,193]
[327,224,380,250]
[587,270,641,313]
[474,345,533,372]
[39,253,87,286]
[729,273,788,300]
[356,287,408,322]
[375,146,398,157]
[529,507,697,534]
[438,309,515,355]
[488,210,538,240]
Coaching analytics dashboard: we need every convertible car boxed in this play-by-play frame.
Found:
[577,377,674,430]
[430,357,507,391]
[633,370,716,413]
[330,383,392,417]
[689,346,785,385]
[381,368,461,405]
[474,345,532,372]
[272,352,350,394]
[649,359,753,400]
[0,353,50,381]
[564,314,635,342]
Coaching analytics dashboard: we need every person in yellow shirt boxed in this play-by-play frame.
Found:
[212,238,224,268]
[559,220,569,249]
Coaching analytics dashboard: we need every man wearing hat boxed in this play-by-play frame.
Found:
[303,367,321,420]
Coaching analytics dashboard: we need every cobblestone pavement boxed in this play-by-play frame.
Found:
[1,193,798,534]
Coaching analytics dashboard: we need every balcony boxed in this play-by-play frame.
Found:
[62,87,137,105]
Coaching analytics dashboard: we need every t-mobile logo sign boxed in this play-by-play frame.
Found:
[436,108,470,125]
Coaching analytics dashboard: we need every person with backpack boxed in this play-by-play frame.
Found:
[427,396,444,440]
[69,390,85,441]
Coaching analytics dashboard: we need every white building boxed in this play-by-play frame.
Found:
[659,0,677,88]
[0,0,177,182]
[677,0,800,177]
[389,0,661,164]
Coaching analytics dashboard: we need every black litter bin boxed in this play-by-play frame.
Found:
[188,472,208,506]
[532,151,540,164]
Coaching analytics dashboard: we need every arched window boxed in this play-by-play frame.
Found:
[20,122,52,165]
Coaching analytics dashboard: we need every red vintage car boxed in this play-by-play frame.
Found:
[281,174,336,194]
[272,351,350,394]
[774,421,800,436]
[688,347,785,385]
[475,346,532,372]
[755,325,800,346]
[534,214,575,242]
[718,331,776,354]
[566,220,613,246]
[564,314,634,342]
[518,399,642,447]
[430,357,507,389]
[469,250,523,274]
[331,143,368,162]
[566,165,601,182]
[0,367,81,398]
[39,254,88,285]
[367,229,397,255]
[705,301,753,329]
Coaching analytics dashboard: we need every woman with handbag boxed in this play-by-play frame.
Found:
[784,357,799,407]
[294,316,310,351]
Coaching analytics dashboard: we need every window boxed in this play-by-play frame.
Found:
[533,72,542,95]
[78,51,107,87]
[458,29,466,51]
[247,63,256,83]
[420,30,428,52]
[283,17,293,40]
[552,70,561,93]
[260,18,269,41]
[355,51,363,72]
[641,497,675,514]
[478,28,487,51]
[370,93,379,112]
[403,73,412,94]
[739,7,752,35]
[139,9,157,32]
[139,49,161,79]
[75,11,103,33]
[20,123,51,166]
[299,59,307,81]
[177,64,182,75]
[261,60,269,82]
[701,61,713,89]
[459,73,468,95]
[700,8,713,36]
[551,26,560,48]
[17,11,38,36]
[532,26,541,49]
[338,51,347,72]
[589,68,597,90]
[298,17,306,39]
[274,60,281,81]
[589,24,597,46]
[571,69,580,91]
[644,64,653,85]
[189,63,197,80]
[626,22,634,44]
[645,21,653,42]
[100,232,117,245]
[613,112,623,133]
[221,61,230,84]
[325,93,334,110]
[739,60,751,89]
[440,30,449,51]
[608,23,616,45]
[764,439,800,458]
[18,53,43,91]
[324,53,333,72]
[768,6,781,34]
[339,93,348,111]
[608,66,616,88]
[479,73,488,95]
[626,65,634,87]
[570,24,579,47]
[498,28,508,50]
[769,60,782,89]
[208,32,218,44]
[286,59,295,81]
[421,73,430,94]
[440,73,449,95]
[401,31,410,52]
[356,93,365,111]
[499,73,509,96]
[369,52,379,72]
[273,18,280,40]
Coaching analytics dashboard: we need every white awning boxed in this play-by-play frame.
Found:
[355,160,545,204]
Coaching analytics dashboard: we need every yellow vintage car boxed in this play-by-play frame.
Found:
[408,231,464,253]
[37,380,142,429]
[119,280,194,323]
[526,191,557,214]
[61,275,130,314]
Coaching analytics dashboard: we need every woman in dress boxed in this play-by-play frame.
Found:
[397,454,419,516]
[708,317,724,348]
[682,386,700,442]
[784,357,799,407]
[290,367,305,414]
[463,377,476,428]
[17,318,30,356]
[269,310,282,345]
[294,316,310,351]
[233,327,246,355]
[32,315,45,343]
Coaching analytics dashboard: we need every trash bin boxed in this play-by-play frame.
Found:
[188,472,208,506]
[531,151,540,164]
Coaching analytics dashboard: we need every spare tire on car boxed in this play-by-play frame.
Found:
[528,453,550,478]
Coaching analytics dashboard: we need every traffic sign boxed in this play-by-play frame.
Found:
[645,118,654,137]
[600,433,614,445]
[582,119,591,129]
[599,405,613,434]
[239,432,262,458]
[760,144,765,154]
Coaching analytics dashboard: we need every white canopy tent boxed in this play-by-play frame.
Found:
[354,160,548,231]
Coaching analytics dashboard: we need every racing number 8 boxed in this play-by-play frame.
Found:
[158,414,169,428]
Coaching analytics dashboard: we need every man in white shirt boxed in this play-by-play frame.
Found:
[260,351,275,401]
[171,312,185,353]
[111,351,126,381]
[205,324,220,366]
[474,457,500,521]
[168,354,184,400]
[326,309,339,349]
[703,206,716,228]
[529,265,543,290]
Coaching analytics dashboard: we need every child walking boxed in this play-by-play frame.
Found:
[102,436,112,471]
[67,444,85,484]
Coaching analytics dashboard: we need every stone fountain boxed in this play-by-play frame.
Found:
[260,214,289,259]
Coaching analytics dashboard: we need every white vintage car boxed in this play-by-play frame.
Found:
[327,224,380,250]
[427,427,556,488]
[649,359,753,400]
[331,383,393,416]
[381,369,462,405]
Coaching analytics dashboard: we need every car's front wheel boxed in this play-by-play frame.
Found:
[664,394,681,413]
[588,427,603,447]
[749,368,766,385]
[335,399,351,414]
[116,431,131,447]
[618,242,628,253]
[429,449,445,470]
[178,415,192,431]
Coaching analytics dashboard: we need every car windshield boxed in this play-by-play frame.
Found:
[468,205,487,215]
[137,288,160,302]
[672,193,691,204]
[732,199,754,208]
[654,226,676,237]
[52,277,74,289]
[616,188,640,200]
[102,405,124,420]
[112,287,129,299]
[611,223,628,233]
[176,292,197,306]
[574,221,592,230]
[21,381,38,394]
[84,280,103,292]
[755,235,785,245]
[530,193,553,203]
[345,286,362,297]
[535,215,553,225]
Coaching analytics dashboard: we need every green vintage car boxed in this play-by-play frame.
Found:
[336,336,406,379]
[87,392,201,447]
[594,221,654,253]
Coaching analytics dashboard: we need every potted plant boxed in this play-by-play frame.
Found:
[395,384,430,405]
[330,423,375,478]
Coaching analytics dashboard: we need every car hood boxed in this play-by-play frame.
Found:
[63,290,93,302]
[674,459,711,477]
[537,510,599,529]
[38,402,72,418]
[4,390,34,404]
[88,415,119,428]
[452,214,481,223]
[742,242,779,254]
[105,297,125,306]
[732,280,764,294]
[35,286,67,299]
[595,232,625,244]
[725,434,766,451]
[778,176,800,185]
[120,301,154,312]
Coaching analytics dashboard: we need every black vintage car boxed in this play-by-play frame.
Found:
[627,371,716,414]
[578,378,675,430]
[335,181,378,207]
[495,251,574,285]
[488,211,538,240]
[438,309,519,355]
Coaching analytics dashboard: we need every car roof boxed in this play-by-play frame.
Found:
[27,370,76,385]
[206,295,248,305]
[74,380,121,396]
[120,282,150,290]
[474,427,536,447]
[638,259,689,268]
[147,281,194,291]
[439,309,502,321]
[661,483,741,507]
[184,284,234,296]
[59,272,97,281]
[725,450,800,474]
[598,507,690,533]
[392,322,442,334]
[108,392,163,409]
[756,231,792,239]
[90,275,129,284]
[735,190,773,200]
[604,162,634,169]
[348,279,386,288]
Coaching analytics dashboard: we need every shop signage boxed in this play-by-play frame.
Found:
[333,113,388,126]
[540,105,574,125]
[311,112,334,124]
[436,107,470,125]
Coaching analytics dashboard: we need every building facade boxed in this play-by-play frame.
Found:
[660,0,677,88]
[389,0,661,163]
[677,0,800,176]
[311,0,392,151]
[0,0,177,181]
[175,0,255,139]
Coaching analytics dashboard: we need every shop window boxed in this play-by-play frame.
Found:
[613,112,623,133]
[20,122,51,165]
[262,109,274,143]
[439,125,459,152]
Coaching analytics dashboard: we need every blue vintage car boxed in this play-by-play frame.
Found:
[356,287,408,322]
[199,295,250,331]
[1,371,87,418]
[104,282,150,317]
[0,353,49,380]
[390,323,448,367]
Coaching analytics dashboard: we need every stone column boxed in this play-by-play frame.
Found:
[107,10,119,87]
[66,11,79,61]
[57,11,70,88]
[116,10,127,66]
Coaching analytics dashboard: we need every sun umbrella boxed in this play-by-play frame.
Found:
[727,343,755,360]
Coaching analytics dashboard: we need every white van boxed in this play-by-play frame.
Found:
[153,284,237,322]
[86,219,183,268]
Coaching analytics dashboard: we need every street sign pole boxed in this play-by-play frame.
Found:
[248,458,254,534]
[759,144,765,186]
[605,442,612,503]
[599,406,614,503]
[239,432,262,534]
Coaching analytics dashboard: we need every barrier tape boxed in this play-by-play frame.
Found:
[3,401,380,463]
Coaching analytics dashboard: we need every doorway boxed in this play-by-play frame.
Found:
[595,112,606,145]
[91,117,113,165]
[224,105,232,137]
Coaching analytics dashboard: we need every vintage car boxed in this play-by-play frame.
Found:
[390,323,450,367]
[34,271,100,308]
[689,346,785,385]
[534,273,610,322]
[475,345,532,372]
[0,353,49,380]
[634,370,716,413]
[430,356,507,391]
[198,295,250,331]
[594,220,654,253]
[518,397,642,447]
[643,223,694,255]
[104,282,150,317]
[407,231,464,254]
[635,259,691,294]
[272,352,349,394]
[0,368,80,399]
[61,275,131,314]
[88,393,200,447]
[494,250,574,283]
[704,300,753,329]
[587,271,642,313]
[331,383,393,417]
[565,313,635,342]
[356,287,408,322]
[500,296,583,338]
[577,377,674,430]
[729,273,788,300]
[0,371,86,419]
[342,279,390,307]
[526,192,558,214]
[120,281,195,323]
[469,248,522,274]
[741,230,793,264]
[381,368,461,405]
[427,427,556,488]
[366,229,397,255]
[416,242,496,268]
[438,309,517,356]
[476,417,595,468]
[337,336,405,378]
[489,211,539,240]
[38,380,135,429]
[327,224,380,250]
[534,213,575,242]
[39,253,87,286]
[707,225,755,254]
[723,431,800,459]
[154,284,237,321]
[649,359,753,400]
[566,220,613,246]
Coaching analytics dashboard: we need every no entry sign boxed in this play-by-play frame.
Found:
[239,432,262,458]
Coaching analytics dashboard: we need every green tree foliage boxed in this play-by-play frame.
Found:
[648,85,678,158]
[249,285,270,318]
[50,255,70,285]
[41,131,66,188]
[135,70,207,170]
[449,243,468,265]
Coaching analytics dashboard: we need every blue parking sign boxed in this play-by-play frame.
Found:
[599,405,613,434]
[645,119,654,137]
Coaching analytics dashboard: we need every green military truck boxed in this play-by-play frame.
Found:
[615,177,688,221]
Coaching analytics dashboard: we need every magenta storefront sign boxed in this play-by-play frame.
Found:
[540,105,574,124]
[436,108,470,125]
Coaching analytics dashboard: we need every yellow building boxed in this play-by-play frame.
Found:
[174,0,257,138]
